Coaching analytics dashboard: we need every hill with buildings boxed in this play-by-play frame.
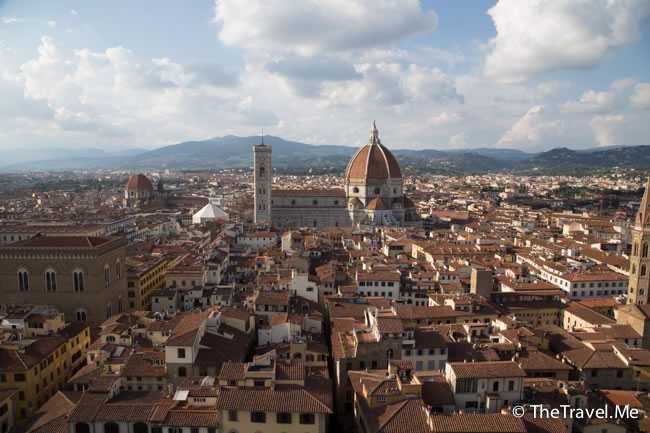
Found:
[1,135,649,175]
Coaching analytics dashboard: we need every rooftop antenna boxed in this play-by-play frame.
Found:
[261,128,264,145]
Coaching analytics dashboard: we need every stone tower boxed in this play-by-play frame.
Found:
[253,141,272,224]
[628,177,650,305]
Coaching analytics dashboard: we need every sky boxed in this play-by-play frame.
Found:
[1,0,649,153]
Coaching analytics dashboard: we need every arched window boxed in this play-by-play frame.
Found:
[75,309,87,321]
[118,296,123,314]
[116,260,121,280]
[633,264,637,275]
[642,265,647,277]
[104,265,110,287]
[45,269,57,292]
[634,243,639,256]
[353,187,359,193]
[178,366,187,377]
[17,269,29,291]
[75,423,90,433]
[293,353,302,359]
[386,349,393,359]
[106,302,112,319]
[374,187,381,195]
[104,422,119,433]
[643,243,649,258]
[133,422,148,433]
[259,165,265,178]
[73,270,85,292]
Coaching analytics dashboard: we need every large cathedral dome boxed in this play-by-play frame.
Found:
[345,121,402,182]
[126,174,154,192]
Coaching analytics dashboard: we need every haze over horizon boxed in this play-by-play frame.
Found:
[1,0,650,154]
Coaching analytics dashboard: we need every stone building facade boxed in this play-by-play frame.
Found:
[123,174,155,207]
[628,177,650,305]
[254,122,421,229]
[253,142,272,223]
[0,236,129,328]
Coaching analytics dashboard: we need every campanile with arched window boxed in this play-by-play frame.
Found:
[253,140,272,224]
[628,177,650,305]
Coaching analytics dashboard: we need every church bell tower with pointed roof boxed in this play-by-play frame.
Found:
[628,178,650,305]
[253,136,272,224]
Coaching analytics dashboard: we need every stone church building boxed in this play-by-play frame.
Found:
[254,122,420,229]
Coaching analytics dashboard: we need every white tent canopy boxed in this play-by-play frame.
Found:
[192,199,229,224]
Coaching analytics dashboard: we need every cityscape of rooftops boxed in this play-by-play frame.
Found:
[1,1,650,433]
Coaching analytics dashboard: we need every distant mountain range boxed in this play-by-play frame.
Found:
[2,135,649,175]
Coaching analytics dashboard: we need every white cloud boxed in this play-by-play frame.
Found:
[497,105,565,148]
[6,36,252,149]
[321,62,462,107]
[430,112,464,126]
[448,132,467,147]
[535,81,571,99]
[406,65,463,104]
[213,0,437,55]
[611,78,636,92]
[70,10,79,17]
[47,21,57,28]
[630,83,650,109]
[265,55,361,97]
[484,0,650,82]
[590,114,626,147]
[1,17,25,24]
[562,90,616,113]
[561,78,643,113]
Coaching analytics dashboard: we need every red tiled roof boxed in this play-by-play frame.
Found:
[346,142,402,180]
[430,413,527,433]
[448,361,526,379]
[215,381,332,414]
[367,197,391,210]
[7,236,118,249]
[126,174,153,191]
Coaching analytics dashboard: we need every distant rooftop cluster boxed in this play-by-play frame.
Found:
[0,133,649,433]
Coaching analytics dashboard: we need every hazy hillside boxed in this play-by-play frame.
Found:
[1,134,648,175]
[513,146,650,173]
[126,135,358,169]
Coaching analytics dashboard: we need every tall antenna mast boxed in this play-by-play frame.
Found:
[261,128,264,145]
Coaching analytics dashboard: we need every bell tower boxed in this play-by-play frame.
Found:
[253,140,272,224]
[628,178,650,305]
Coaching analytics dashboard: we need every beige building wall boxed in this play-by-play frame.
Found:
[0,237,129,330]
[218,409,327,433]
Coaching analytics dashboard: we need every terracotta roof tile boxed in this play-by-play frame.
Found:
[215,380,332,414]
[126,174,153,191]
[430,413,527,433]
[448,361,526,379]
